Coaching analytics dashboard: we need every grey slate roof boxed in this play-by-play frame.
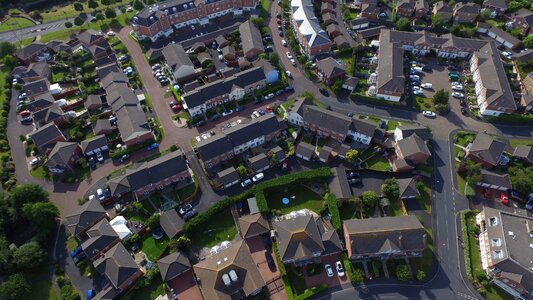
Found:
[157,252,191,282]
[159,209,181,239]
[316,57,346,79]
[480,170,511,189]
[344,215,426,255]
[162,43,194,71]
[483,0,507,9]
[101,71,129,89]
[396,134,431,158]
[32,102,63,124]
[467,133,510,166]
[115,106,151,144]
[303,105,352,135]
[44,142,80,169]
[433,1,453,13]
[81,219,119,258]
[217,167,240,186]
[376,38,404,95]
[81,135,108,154]
[25,62,50,79]
[239,20,264,57]
[85,94,103,109]
[274,214,325,261]
[29,123,64,153]
[65,198,107,238]
[248,153,269,171]
[93,119,113,135]
[397,178,420,198]
[296,142,316,159]
[454,2,481,14]
[23,78,50,97]
[93,242,140,289]
[239,213,270,238]
[328,167,352,199]
[319,145,333,161]
[396,124,430,140]
[350,118,377,138]
[15,42,48,60]
[512,145,533,164]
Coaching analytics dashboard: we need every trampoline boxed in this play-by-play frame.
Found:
[152,228,164,240]
[282,197,289,205]
[161,199,177,211]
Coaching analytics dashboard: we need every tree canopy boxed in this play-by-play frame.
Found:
[381,178,400,200]
[9,184,49,217]
[0,273,31,300]
[13,241,46,270]
[523,35,533,48]
[509,166,533,196]
[396,17,411,32]
[431,14,444,31]
[362,190,378,209]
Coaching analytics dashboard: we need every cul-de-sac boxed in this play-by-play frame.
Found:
[0,0,532,299]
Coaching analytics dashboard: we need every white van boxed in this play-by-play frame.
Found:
[421,83,432,89]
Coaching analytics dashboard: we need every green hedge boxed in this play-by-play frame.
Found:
[460,210,473,280]
[255,168,332,213]
[110,138,156,159]
[182,189,254,234]
[485,113,533,124]
[325,193,341,231]
[272,242,294,299]
[349,93,402,106]
[293,284,328,300]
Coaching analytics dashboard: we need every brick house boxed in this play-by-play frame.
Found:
[65,198,108,241]
[396,0,415,18]
[81,219,120,261]
[512,9,533,36]
[315,57,346,85]
[482,0,507,17]
[432,1,454,22]
[453,3,480,23]
[14,42,51,65]
[393,134,431,171]
[465,133,510,169]
[44,142,82,174]
[291,0,332,59]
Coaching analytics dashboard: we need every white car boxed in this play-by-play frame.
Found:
[201,133,208,140]
[29,158,39,167]
[252,172,264,182]
[451,85,463,91]
[413,89,424,95]
[96,151,104,162]
[422,110,436,118]
[151,64,161,70]
[286,52,293,59]
[107,31,116,36]
[409,75,420,80]
[251,111,261,118]
[281,39,287,47]
[126,6,133,12]
[96,188,105,201]
[421,83,432,89]
[289,58,296,66]
[264,93,275,100]
[285,70,292,79]
[195,136,201,142]
[325,264,334,278]
[222,110,233,117]
[336,261,345,277]
[452,92,464,98]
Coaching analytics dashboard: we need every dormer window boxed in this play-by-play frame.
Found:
[489,217,498,226]
[491,239,501,247]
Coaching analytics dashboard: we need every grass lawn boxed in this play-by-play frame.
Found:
[30,166,48,179]
[0,17,35,32]
[52,71,67,82]
[266,184,324,214]
[387,120,401,131]
[465,212,482,276]
[40,0,133,23]
[40,29,73,43]
[366,155,390,171]
[508,138,533,148]
[17,37,36,47]
[177,181,197,201]
[286,266,307,295]
[66,237,78,252]
[129,277,166,300]
[389,199,406,216]
[416,183,432,214]
[189,209,237,248]
[413,96,435,111]
[454,131,476,147]
[141,236,168,261]
[339,200,359,220]
[260,0,271,12]
[29,279,59,300]
[410,228,433,274]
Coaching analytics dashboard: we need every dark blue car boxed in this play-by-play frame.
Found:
[70,246,82,258]
[146,143,159,151]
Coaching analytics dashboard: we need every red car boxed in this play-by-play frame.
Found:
[265,106,272,113]
[500,193,509,205]
[171,104,181,112]
[277,19,281,25]
[19,110,31,117]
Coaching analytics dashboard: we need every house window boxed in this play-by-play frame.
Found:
[492,250,504,259]
[489,217,498,226]
[491,239,501,247]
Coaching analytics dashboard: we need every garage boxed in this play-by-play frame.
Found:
[81,135,109,156]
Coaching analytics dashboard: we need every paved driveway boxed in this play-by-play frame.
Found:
[304,253,350,288]
[167,270,202,300]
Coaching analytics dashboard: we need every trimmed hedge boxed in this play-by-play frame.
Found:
[255,167,332,213]
[272,242,294,299]
[110,139,156,159]
[350,93,402,106]
[325,193,341,231]
[293,284,328,300]
[460,210,473,280]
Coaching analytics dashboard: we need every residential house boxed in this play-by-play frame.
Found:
[290,0,332,59]
[43,142,82,174]
[239,21,264,60]
[397,178,420,199]
[453,3,480,23]
[28,123,67,154]
[522,72,533,95]
[131,0,256,41]
[396,0,415,18]
[26,92,55,112]
[81,135,109,157]
[321,2,335,14]
[475,207,533,299]
[160,209,182,239]
[328,167,352,201]
[432,1,454,21]
[84,95,103,113]
[162,44,195,82]
[182,66,268,117]
[64,198,108,241]
[520,94,533,111]
[15,42,51,65]
[285,97,311,126]
[218,167,240,189]
[512,145,533,165]
[513,49,533,64]
[93,119,114,136]
[414,0,429,19]
[482,0,507,17]
[360,3,381,19]
[319,146,333,162]
[273,213,342,265]
[81,219,120,261]
[195,114,280,169]
[487,27,521,50]
[326,24,342,39]
[465,133,510,169]
[271,146,287,163]
[239,213,270,239]
[349,18,371,30]
[323,12,337,26]
[100,71,129,90]
[344,215,426,260]
[193,240,265,299]
[108,150,191,198]
[354,0,377,9]
[47,40,71,54]
[76,30,106,47]
[375,40,404,102]
[248,153,270,173]
[32,102,66,127]
[342,76,359,91]
[255,60,279,84]
[477,170,512,192]
[356,25,386,40]
[394,124,430,141]
[11,62,51,82]
[393,134,431,171]
[315,57,346,85]
[197,52,212,66]
[93,243,143,299]
[23,78,50,98]
[157,252,192,290]
[511,9,533,36]
[296,142,316,161]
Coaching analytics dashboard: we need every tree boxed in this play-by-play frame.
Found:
[524,35,533,48]
[465,160,482,186]
[450,24,460,35]
[352,267,365,282]
[480,8,492,20]
[433,89,449,113]
[120,6,126,14]
[416,270,426,281]
[88,0,99,9]
[396,264,410,281]
[65,21,73,28]
[133,0,144,10]
[362,190,378,209]
[13,241,46,270]
[73,2,84,11]
[396,17,411,32]
[507,1,523,13]
[96,12,105,21]
[331,79,343,95]
[345,149,359,162]
[269,52,279,65]
[175,236,191,251]
[105,7,116,18]
[101,0,110,5]
[251,17,264,27]
[2,55,18,69]
[0,42,16,59]
[236,165,248,177]
[9,184,49,216]
[73,16,84,26]
[0,236,14,276]
[431,14,444,31]
[0,273,31,300]
[381,178,400,200]
[22,202,59,237]
[508,166,533,195]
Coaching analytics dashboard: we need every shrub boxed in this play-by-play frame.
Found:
[416,270,426,281]
[460,210,473,279]
[395,264,410,281]
[293,284,328,300]
[325,193,341,230]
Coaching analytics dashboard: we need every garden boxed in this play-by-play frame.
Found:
[265,184,325,215]
[0,16,35,32]
[188,209,237,249]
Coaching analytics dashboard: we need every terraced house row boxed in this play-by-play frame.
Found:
[375,29,516,116]
[290,0,332,59]
[132,0,257,41]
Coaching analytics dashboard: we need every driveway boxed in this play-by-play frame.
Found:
[349,170,412,197]
[304,253,350,288]
[167,270,202,300]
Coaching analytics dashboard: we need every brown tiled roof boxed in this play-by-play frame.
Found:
[239,214,269,238]
[158,252,191,282]
[274,215,325,262]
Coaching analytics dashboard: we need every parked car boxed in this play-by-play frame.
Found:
[278,30,284,37]
[241,179,252,187]
[96,151,104,162]
[265,251,275,269]
[285,86,294,92]
[460,107,468,115]
[235,105,244,112]
[347,172,360,179]
[195,120,207,127]
[286,52,293,59]
[452,92,464,98]
[422,111,436,118]
[289,58,296,66]
[413,89,424,96]
[500,193,509,205]
[146,143,159,151]
[18,93,27,100]
[421,83,432,89]
[525,197,533,211]
[70,246,82,258]
[97,188,105,201]
[20,116,32,124]
[29,157,39,167]
[349,178,361,185]
[73,251,87,265]
[19,110,31,117]
[451,85,463,91]
[325,264,334,277]
[281,39,287,47]
[178,203,193,216]
[152,63,161,70]
[252,172,265,182]
[210,114,221,121]
[222,110,233,117]
[285,70,292,79]
[183,209,198,221]
[336,261,345,277]
[319,88,329,97]
[264,93,275,100]
[118,154,130,163]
